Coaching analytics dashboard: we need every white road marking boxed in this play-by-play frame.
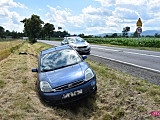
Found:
[91,54,160,73]
[124,51,160,58]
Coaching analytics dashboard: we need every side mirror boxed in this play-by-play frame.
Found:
[32,68,38,72]
[82,55,87,60]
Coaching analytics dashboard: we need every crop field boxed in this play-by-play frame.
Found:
[0,40,160,120]
[85,37,160,49]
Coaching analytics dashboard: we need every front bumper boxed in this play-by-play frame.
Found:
[75,47,90,55]
[39,77,96,105]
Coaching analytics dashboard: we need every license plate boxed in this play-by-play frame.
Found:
[62,89,83,99]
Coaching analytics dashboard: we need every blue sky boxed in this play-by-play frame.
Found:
[1,0,160,35]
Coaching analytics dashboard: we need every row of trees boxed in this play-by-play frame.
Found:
[21,14,70,43]
[103,32,160,38]
[0,14,70,42]
[0,26,24,38]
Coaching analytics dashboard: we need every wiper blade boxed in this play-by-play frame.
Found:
[55,62,79,70]
[41,68,55,72]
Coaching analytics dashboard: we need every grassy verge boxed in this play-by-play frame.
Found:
[86,60,160,120]
[0,42,159,120]
[0,40,25,61]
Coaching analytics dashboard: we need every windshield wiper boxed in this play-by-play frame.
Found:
[55,62,79,70]
[56,63,75,69]
[41,68,55,72]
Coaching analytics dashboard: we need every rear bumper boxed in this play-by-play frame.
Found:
[39,77,96,105]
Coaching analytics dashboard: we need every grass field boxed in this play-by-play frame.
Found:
[0,41,160,120]
[87,37,160,52]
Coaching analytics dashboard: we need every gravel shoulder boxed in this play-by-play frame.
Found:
[88,55,160,85]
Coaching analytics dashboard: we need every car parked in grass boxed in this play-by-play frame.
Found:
[32,45,97,105]
[61,36,91,55]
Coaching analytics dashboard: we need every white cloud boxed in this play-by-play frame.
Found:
[2,19,23,32]
[85,0,160,34]
[0,0,27,8]
[82,5,112,16]
[0,0,27,32]
[46,4,115,34]
[0,8,9,17]
[95,0,116,6]
[46,5,72,26]
[113,7,138,20]
[149,0,160,11]
[116,0,147,5]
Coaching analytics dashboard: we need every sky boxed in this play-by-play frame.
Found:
[0,0,160,35]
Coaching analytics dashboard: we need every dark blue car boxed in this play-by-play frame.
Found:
[32,45,97,105]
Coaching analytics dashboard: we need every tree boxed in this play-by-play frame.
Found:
[0,26,5,38]
[155,33,160,38]
[43,23,55,40]
[21,14,44,43]
[79,33,85,38]
[122,26,130,37]
[111,33,118,38]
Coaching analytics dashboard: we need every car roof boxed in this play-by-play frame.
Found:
[40,45,72,55]
[64,36,80,39]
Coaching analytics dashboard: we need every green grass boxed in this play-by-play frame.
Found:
[0,80,6,88]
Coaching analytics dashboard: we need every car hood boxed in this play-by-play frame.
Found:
[70,41,89,47]
[39,62,88,88]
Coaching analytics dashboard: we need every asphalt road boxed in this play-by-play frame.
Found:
[38,40,160,84]
[91,45,160,72]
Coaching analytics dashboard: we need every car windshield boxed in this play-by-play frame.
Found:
[67,37,85,43]
[75,37,85,42]
[40,48,82,72]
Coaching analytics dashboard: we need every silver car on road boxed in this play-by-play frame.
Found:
[61,36,90,55]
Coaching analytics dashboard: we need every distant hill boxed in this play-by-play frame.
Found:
[96,30,160,37]
[141,30,160,36]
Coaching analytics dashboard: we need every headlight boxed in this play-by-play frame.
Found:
[85,68,94,81]
[70,43,77,48]
[71,45,77,49]
[72,45,77,48]
[40,81,52,92]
